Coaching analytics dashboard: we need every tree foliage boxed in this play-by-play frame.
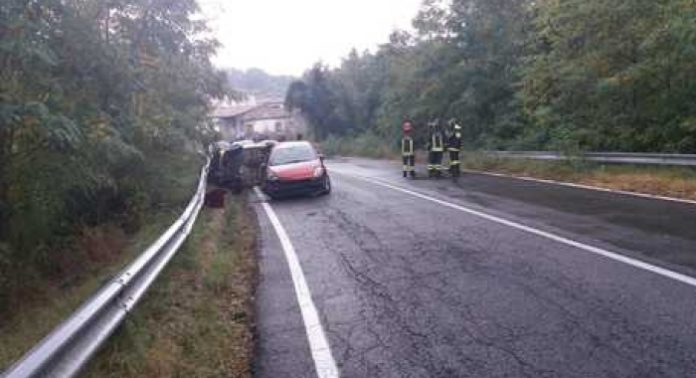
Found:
[0,0,226,305]
[523,0,696,152]
[286,0,696,153]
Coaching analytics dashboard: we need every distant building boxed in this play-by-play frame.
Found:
[212,101,307,141]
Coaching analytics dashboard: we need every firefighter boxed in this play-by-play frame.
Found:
[426,119,445,178]
[447,119,463,178]
[401,120,416,178]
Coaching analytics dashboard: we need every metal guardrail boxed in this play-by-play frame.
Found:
[2,159,210,378]
[485,151,696,166]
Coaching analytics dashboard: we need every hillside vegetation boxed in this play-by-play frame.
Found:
[0,0,227,312]
[286,0,696,153]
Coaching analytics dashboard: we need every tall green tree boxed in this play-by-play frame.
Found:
[286,64,344,139]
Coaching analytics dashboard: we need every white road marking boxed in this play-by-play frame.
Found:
[254,187,340,378]
[331,157,696,205]
[463,169,696,206]
[334,172,696,289]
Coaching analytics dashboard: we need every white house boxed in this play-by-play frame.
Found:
[212,101,307,141]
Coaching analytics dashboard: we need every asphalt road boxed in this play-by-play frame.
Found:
[252,157,696,378]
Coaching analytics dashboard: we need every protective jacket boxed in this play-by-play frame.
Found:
[401,136,414,156]
[428,132,444,152]
[448,131,462,152]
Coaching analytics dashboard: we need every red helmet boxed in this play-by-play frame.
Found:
[402,121,413,133]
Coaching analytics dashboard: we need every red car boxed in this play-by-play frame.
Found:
[262,141,331,199]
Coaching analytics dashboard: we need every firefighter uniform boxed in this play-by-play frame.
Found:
[402,135,415,178]
[401,120,416,178]
[427,126,445,177]
[448,124,462,177]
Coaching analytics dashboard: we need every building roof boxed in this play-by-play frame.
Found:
[212,102,290,121]
[244,102,290,121]
[211,105,256,119]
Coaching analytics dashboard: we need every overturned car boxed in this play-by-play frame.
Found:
[208,140,275,192]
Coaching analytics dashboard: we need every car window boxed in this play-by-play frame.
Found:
[269,144,317,166]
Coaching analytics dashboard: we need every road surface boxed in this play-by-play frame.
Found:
[252,157,696,378]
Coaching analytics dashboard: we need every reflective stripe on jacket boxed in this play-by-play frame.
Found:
[402,137,414,156]
[431,133,444,152]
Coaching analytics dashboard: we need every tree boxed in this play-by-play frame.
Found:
[522,0,696,152]
[284,0,696,153]
[0,0,228,308]
[286,64,342,139]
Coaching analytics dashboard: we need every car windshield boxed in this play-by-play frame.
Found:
[269,144,317,166]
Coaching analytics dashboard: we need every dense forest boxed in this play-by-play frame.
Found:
[0,0,226,308]
[226,68,294,100]
[286,0,696,153]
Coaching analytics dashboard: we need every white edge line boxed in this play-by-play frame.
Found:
[253,187,340,378]
[332,157,696,205]
[463,169,696,206]
[335,172,696,289]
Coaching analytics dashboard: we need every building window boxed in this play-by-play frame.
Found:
[275,121,282,132]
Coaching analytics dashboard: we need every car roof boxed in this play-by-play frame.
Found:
[273,141,314,149]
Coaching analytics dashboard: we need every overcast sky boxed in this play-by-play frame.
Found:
[199,0,423,77]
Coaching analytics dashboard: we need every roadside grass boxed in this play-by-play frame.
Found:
[321,133,399,159]
[82,194,257,378]
[0,152,203,370]
[462,153,696,201]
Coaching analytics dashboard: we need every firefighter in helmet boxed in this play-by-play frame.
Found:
[426,119,445,178]
[401,119,416,178]
[447,118,463,177]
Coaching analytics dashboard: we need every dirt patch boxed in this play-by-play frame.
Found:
[76,225,129,265]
